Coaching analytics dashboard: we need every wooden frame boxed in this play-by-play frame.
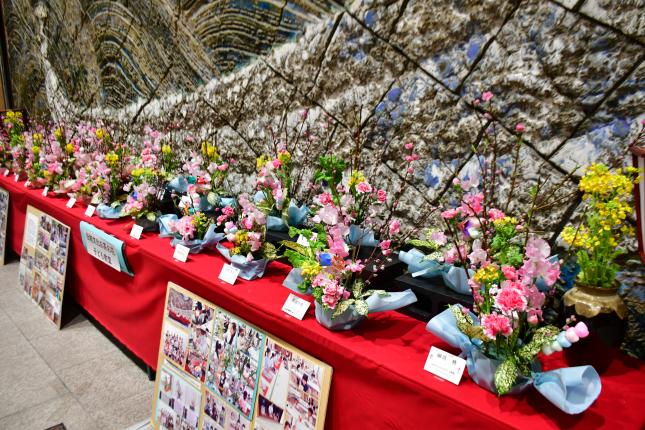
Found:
[18,205,71,328]
[631,147,645,264]
[151,282,333,430]
[0,187,8,265]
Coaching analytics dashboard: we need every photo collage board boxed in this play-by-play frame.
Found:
[152,283,333,430]
[0,187,8,266]
[18,205,71,327]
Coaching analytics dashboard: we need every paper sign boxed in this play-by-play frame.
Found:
[424,346,466,385]
[66,197,76,208]
[83,227,122,272]
[42,187,49,197]
[24,213,39,247]
[296,235,310,247]
[218,263,240,285]
[3,169,9,177]
[85,205,96,217]
[130,224,144,240]
[173,244,190,262]
[281,293,311,320]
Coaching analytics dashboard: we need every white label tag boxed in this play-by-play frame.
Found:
[14,173,19,182]
[173,244,190,262]
[130,224,144,240]
[85,205,96,217]
[42,187,49,197]
[66,197,76,209]
[4,169,9,177]
[296,235,310,247]
[424,346,466,385]
[218,263,240,285]
[84,228,122,272]
[281,293,311,320]
[23,180,29,187]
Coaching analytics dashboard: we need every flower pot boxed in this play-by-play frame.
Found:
[563,283,627,372]
[314,301,365,331]
[136,216,159,233]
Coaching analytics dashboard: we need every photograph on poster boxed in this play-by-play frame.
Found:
[18,206,70,327]
[205,311,264,420]
[162,322,189,367]
[168,288,193,328]
[155,363,201,430]
[0,188,8,266]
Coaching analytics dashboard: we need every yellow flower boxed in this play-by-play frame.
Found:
[348,171,365,188]
[65,143,75,154]
[32,146,40,155]
[54,128,63,140]
[206,145,216,158]
[473,265,499,285]
[301,260,322,278]
[96,128,105,140]
[106,152,119,166]
[162,144,172,155]
[256,155,268,171]
[32,133,42,142]
[278,150,291,165]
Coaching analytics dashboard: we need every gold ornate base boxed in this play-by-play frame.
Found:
[563,283,627,319]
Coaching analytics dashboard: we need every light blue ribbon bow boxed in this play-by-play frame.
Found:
[399,248,444,278]
[167,176,188,194]
[96,203,125,219]
[215,243,268,280]
[441,265,474,295]
[347,224,379,247]
[254,191,309,231]
[426,307,601,414]
[157,214,224,253]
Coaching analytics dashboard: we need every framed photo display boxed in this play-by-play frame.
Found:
[18,205,71,327]
[152,282,333,430]
[0,187,8,265]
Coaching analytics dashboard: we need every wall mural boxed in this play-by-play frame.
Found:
[3,0,645,237]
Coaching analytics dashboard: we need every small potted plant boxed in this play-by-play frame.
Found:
[560,163,641,347]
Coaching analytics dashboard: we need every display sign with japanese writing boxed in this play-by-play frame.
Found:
[79,221,133,276]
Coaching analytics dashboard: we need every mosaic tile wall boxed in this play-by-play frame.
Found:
[4,0,645,237]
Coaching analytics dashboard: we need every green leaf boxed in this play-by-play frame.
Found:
[207,192,219,206]
[352,281,364,298]
[494,358,519,395]
[280,241,308,256]
[354,300,369,316]
[146,211,157,222]
[333,299,354,318]
[517,325,559,364]
[261,242,277,261]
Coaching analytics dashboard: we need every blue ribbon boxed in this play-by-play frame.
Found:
[157,214,223,253]
[426,307,601,414]
[399,248,444,278]
[215,243,268,280]
[347,224,379,247]
[442,265,474,295]
[96,203,125,219]
[167,176,188,194]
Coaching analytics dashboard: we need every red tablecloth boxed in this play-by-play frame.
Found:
[1,175,643,430]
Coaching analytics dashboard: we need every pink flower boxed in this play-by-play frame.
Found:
[527,314,539,325]
[495,285,527,313]
[247,232,262,252]
[318,192,333,205]
[272,159,282,169]
[217,163,229,171]
[443,245,466,265]
[222,206,235,216]
[468,240,488,266]
[430,230,447,246]
[377,189,387,203]
[379,240,391,251]
[488,208,505,221]
[241,217,253,230]
[406,167,414,174]
[405,143,414,150]
[318,204,339,225]
[389,219,401,235]
[346,261,365,272]
[173,216,196,241]
[441,209,459,219]
[461,193,484,216]
[482,91,493,102]
[356,181,372,194]
[501,266,517,281]
[515,123,525,133]
[481,314,512,339]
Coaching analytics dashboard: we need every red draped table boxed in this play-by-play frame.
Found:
[1,175,643,429]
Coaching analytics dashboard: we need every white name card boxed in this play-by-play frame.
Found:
[4,169,9,177]
[424,346,466,385]
[23,180,30,187]
[173,244,190,262]
[85,205,96,217]
[130,224,144,240]
[218,263,240,285]
[42,187,49,197]
[281,293,311,320]
[84,228,121,272]
[296,235,310,247]
[66,197,76,208]
[14,173,19,182]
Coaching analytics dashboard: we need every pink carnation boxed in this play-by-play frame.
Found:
[481,314,512,339]
[495,284,527,313]
[377,189,387,203]
[318,192,333,205]
[501,265,517,281]
[356,181,372,194]
[482,91,493,102]
[488,208,505,221]
[389,219,401,235]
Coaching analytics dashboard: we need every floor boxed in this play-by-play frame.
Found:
[0,260,155,430]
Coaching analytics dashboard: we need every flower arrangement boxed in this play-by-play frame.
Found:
[45,125,79,192]
[2,111,26,174]
[180,139,231,207]
[25,129,48,186]
[222,194,275,262]
[560,163,640,288]
[169,210,213,243]
[255,149,293,216]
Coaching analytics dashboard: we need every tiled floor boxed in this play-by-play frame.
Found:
[0,261,155,430]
